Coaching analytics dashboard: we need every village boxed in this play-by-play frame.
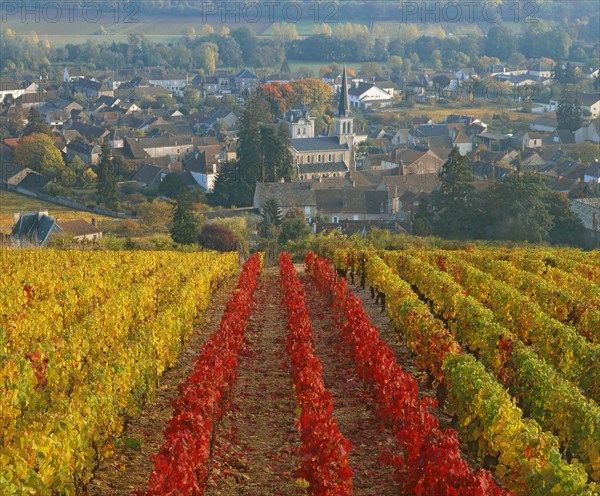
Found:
[1,44,599,249]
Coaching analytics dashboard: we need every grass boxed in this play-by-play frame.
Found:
[0,190,119,234]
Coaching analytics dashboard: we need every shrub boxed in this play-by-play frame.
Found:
[198,224,239,252]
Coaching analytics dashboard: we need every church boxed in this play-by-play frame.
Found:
[288,66,364,182]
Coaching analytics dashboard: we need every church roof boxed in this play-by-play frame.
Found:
[290,137,349,152]
[338,65,350,117]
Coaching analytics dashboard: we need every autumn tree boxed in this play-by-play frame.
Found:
[290,78,333,116]
[15,133,65,177]
[257,82,294,117]
[139,199,173,233]
[194,42,219,75]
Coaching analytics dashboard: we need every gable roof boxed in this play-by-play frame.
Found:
[57,219,101,236]
[254,182,316,209]
[571,198,600,232]
[236,68,259,80]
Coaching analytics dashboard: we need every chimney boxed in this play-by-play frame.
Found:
[91,218,97,227]
[352,179,356,188]
[13,213,20,225]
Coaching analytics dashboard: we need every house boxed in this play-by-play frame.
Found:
[522,132,543,150]
[348,82,394,109]
[73,78,114,99]
[11,212,102,247]
[137,135,197,158]
[390,129,411,146]
[451,129,472,155]
[235,68,260,95]
[571,198,600,249]
[128,163,164,190]
[315,188,389,223]
[575,120,600,144]
[183,147,225,192]
[202,109,238,130]
[528,62,553,78]
[551,129,576,145]
[280,106,315,139]
[70,122,110,142]
[144,69,188,95]
[253,182,317,223]
[383,148,445,175]
[66,140,102,165]
[584,162,600,183]
[378,173,441,229]
[529,116,558,133]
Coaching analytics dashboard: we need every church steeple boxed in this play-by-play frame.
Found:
[338,64,350,117]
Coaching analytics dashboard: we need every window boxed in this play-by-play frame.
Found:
[332,216,339,223]
[318,154,321,162]
[328,154,332,161]
[307,155,310,163]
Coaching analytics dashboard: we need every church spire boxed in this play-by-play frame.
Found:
[338,64,350,117]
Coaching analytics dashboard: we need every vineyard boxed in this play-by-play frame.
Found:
[1,246,598,495]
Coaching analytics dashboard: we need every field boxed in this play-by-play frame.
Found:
[2,244,599,495]
[0,190,119,234]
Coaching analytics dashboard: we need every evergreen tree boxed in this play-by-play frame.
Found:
[433,147,476,238]
[96,142,118,210]
[170,194,200,245]
[275,123,294,181]
[209,161,255,207]
[22,108,53,137]
[482,173,554,243]
[259,198,283,239]
[237,97,267,185]
[557,94,583,132]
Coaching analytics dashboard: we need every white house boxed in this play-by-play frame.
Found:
[522,132,543,150]
[348,82,394,109]
[451,129,472,155]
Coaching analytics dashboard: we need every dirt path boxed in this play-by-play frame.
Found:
[300,274,401,496]
[204,268,308,496]
[85,278,237,496]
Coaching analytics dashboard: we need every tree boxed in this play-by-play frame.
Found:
[290,78,334,116]
[170,194,200,244]
[482,173,554,243]
[15,133,65,177]
[259,198,283,238]
[547,191,584,246]
[557,95,583,132]
[210,161,255,207]
[22,108,53,137]
[279,215,310,244]
[159,172,186,198]
[275,124,294,181]
[96,141,118,210]
[553,62,577,86]
[194,42,218,75]
[433,147,476,239]
[569,142,600,165]
[198,223,239,252]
